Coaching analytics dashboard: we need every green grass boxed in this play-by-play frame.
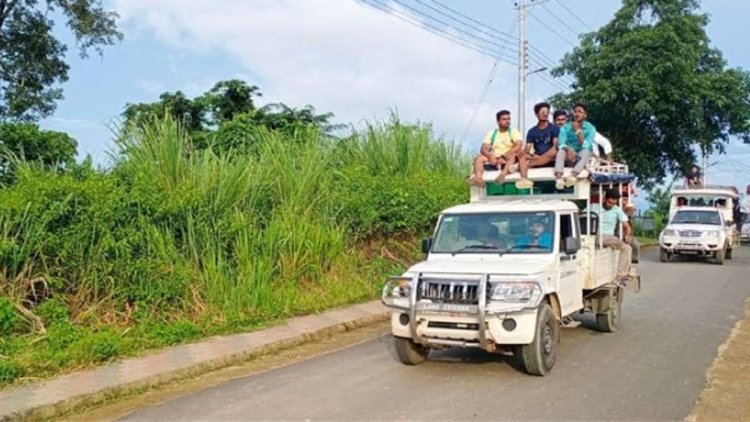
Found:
[0,115,468,387]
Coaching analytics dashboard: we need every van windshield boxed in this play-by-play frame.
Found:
[431,212,555,254]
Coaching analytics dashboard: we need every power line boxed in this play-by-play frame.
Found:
[526,9,577,48]
[461,13,519,142]
[540,3,582,39]
[358,0,519,64]
[424,0,519,43]
[555,0,595,32]
[389,0,519,57]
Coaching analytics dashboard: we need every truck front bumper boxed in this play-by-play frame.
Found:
[660,237,723,254]
[382,275,541,349]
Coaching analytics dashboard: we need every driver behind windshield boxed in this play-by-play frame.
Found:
[516,219,552,250]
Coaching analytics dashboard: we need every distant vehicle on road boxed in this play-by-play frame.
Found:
[659,207,732,264]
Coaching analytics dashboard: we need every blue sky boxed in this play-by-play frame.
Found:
[39,0,750,202]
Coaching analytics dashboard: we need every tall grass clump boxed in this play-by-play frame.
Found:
[0,114,469,385]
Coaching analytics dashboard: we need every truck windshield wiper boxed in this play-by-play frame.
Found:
[453,244,501,256]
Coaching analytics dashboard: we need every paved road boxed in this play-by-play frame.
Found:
[121,248,750,421]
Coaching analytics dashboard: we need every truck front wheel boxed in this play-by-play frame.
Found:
[394,336,429,365]
[715,247,726,265]
[516,303,559,376]
[659,248,670,263]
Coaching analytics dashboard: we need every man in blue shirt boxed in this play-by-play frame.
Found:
[554,103,596,190]
[592,190,633,287]
[516,102,559,190]
[516,219,552,250]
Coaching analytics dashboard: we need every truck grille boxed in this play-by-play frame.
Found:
[678,230,702,238]
[418,279,480,304]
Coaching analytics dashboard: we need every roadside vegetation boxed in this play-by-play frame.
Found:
[0,116,468,387]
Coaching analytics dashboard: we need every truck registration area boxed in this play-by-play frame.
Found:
[382,163,640,375]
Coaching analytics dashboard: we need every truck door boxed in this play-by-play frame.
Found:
[558,212,583,314]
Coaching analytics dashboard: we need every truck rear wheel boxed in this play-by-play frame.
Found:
[726,248,733,260]
[659,248,670,263]
[394,336,428,365]
[516,303,559,376]
[715,247,726,265]
[596,287,623,333]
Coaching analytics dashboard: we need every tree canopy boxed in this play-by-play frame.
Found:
[0,122,77,181]
[551,0,750,186]
[0,0,122,121]
[123,80,338,151]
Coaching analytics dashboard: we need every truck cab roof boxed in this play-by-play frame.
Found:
[442,199,579,214]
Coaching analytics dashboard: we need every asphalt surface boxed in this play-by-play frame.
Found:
[120,247,750,421]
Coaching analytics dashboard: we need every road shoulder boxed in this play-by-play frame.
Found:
[689,297,750,421]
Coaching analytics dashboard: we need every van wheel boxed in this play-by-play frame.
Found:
[596,287,623,333]
[516,303,559,376]
[726,248,733,260]
[659,248,670,263]
[715,247,726,265]
[394,336,428,365]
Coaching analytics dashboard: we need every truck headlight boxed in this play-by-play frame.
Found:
[490,282,542,303]
[662,229,676,237]
[382,277,411,310]
[704,230,720,238]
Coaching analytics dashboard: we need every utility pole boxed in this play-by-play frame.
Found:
[702,149,708,185]
[514,0,548,137]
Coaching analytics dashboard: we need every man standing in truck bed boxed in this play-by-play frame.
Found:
[469,110,523,187]
[593,189,633,287]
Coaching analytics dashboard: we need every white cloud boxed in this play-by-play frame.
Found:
[112,0,520,147]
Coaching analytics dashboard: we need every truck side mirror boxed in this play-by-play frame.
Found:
[421,237,433,254]
[563,236,579,254]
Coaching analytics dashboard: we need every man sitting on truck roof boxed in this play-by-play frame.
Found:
[685,165,702,188]
[516,102,559,190]
[469,110,523,187]
[555,110,612,162]
[594,189,633,287]
[554,103,596,190]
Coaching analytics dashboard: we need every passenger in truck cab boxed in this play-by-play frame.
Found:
[516,102,559,190]
[554,103,596,190]
[469,110,523,187]
[516,219,552,250]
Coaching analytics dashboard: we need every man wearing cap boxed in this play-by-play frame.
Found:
[624,203,640,263]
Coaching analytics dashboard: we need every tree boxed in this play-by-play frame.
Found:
[551,0,750,186]
[0,0,122,121]
[0,122,78,181]
[122,81,338,149]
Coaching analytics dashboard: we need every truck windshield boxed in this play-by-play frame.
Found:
[431,212,555,254]
[671,210,721,225]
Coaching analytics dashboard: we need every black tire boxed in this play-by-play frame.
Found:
[726,248,733,260]
[516,303,559,376]
[394,336,429,365]
[596,287,623,333]
[659,248,670,263]
[715,247,726,265]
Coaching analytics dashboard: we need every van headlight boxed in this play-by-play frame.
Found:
[704,230,721,238]
[490,282,542,303]
[662,229,676,237]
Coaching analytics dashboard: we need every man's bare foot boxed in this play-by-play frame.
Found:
[495,173,506,183]
[469,175,486,187]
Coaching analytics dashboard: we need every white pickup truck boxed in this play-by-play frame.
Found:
[659,207,733,264]
[664,186,741,262]
[382,163,640,376]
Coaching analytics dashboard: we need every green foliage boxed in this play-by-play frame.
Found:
[0,0,122,121]
[0,360,23,384]
[0,122,78,182]
[0,115,467,387]
[551,0,750,186]
[0,297,18,335]
[122,80,338,148]
[35,299,70,327]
